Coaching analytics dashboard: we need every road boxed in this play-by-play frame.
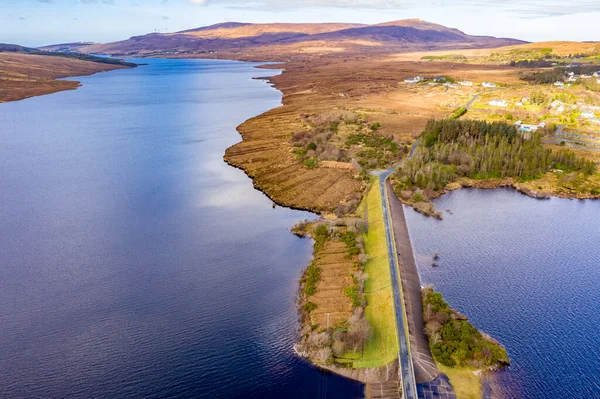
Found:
[379,168,417,399]
[465,87,499,109]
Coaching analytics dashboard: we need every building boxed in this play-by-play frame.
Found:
[593,71,600,77]
[514,121,546,132]
[489,99,508,107]
[404,76,424,84]
[554,81,565,87]
[582,111,595,119]
[459,81,473,86]
[482,82,497,88]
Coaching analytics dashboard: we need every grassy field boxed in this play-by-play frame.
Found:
[352,178,398,368]
[437,364,482,399]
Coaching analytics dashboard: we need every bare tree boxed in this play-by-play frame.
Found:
[307,331,331,349]
[332,340,346,357]
[315,347,333,364]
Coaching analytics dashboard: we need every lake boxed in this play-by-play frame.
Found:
[405,188,600,398]
[0,59,363,398]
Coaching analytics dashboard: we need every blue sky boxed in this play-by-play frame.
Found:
[1,0,600,47]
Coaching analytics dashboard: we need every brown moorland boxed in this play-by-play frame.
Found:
[307,239,356,328]
[0,52,128,102]
[225,56,522,212]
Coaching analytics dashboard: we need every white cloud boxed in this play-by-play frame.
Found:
[197,0,600,17]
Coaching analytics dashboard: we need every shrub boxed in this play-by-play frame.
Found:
[370,122,382,131]
[303,157,318,168]
[302,261,321,296]
[303,301,317,313]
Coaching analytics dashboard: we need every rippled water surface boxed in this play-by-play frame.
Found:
[0,59,363,398]
[405,188,600,398]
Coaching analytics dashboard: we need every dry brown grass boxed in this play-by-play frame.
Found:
[308,240,356,328]
[225,54,534,212]
[0,53,125,102]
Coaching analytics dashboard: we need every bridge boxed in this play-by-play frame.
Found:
[367,168,455,399]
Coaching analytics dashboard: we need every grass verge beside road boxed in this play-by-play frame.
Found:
[437,364,482,399]
[353,178,398,368]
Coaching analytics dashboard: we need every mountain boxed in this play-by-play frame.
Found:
[79,19,526,58]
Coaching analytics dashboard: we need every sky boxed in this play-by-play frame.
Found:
[1,0,600,47]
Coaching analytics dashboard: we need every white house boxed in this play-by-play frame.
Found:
[597,79,600,85]
[514,121,546,132]
[489,99,508,107]
[404,76,424,84]
[581,74,593,79]
[554,81,565,87]
[482,82,497,88]
[459,81,473,86]
[593,71,600,77]
[582,111,595,119]
[567,75,578,82]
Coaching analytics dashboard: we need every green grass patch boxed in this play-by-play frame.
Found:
[421,54,468,63]
[437,364,483,399]
[352,179,398,368]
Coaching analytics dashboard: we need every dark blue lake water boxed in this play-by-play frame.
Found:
[0,59,363,398]
[405,188,600,398]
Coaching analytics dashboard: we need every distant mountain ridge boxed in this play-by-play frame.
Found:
[74,19,525,57]
[38,42,97,52]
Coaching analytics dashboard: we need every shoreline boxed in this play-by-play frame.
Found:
[0,53,134,103]
[397,175,600,219]
[5,54,598,397]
